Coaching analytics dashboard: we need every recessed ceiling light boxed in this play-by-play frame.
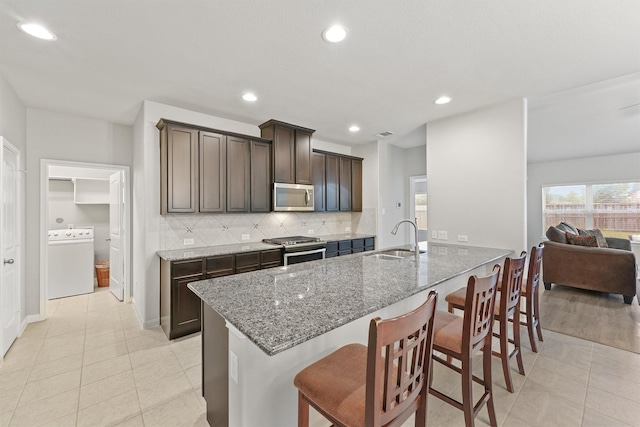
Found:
[349,125,360,132]
[434,96,451,105]
[322,25,347,43]
[242,93,257,102]
[17,22,56,40]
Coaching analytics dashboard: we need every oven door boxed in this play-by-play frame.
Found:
[284,248,326,266]
[273,183,314,212]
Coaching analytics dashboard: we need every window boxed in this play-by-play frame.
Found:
[543,182,640,238]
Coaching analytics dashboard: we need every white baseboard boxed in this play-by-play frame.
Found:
[131,298,159,330]
[18,314,43,337]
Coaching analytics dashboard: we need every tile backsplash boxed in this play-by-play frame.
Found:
[159,208,377,250]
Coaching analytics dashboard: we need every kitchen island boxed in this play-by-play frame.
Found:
[188,243,512,427]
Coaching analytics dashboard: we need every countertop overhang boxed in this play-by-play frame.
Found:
[188,243,512,356]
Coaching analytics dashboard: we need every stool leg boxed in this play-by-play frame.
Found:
[526,306,538,353]
[461,355,475,427]
[483,339,498,427]
[513,309,525,376]
[534,290,544,342]
[298,392,309,427]
[498,315,514,393]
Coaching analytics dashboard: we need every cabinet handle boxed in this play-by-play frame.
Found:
[4,259,14,265]
[305,189,310,205]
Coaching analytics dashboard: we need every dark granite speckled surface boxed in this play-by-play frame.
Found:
[188,243,511,356]
[157,241,278,261]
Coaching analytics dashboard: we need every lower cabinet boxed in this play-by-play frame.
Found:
[325,237,375,258]
[160,247,283,339]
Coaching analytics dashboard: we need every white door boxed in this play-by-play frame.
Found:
[409,176,428,243]
[2,140,20,356]
[109,171,124,301]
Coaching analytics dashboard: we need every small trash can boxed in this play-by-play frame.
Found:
[95,261,110,287]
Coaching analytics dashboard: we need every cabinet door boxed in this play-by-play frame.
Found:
[165,126,198,213]
[250,140,272,212]
[351,159,363,212]
[206,255,234,278]
[226,136,250,212]
[295,130,312,185]
[339,156,352,211]
[312,152,326,212]
[260,249,283,269]
[325,154,339,212]
[236,252,261,273]
[273,125,295,183]
[199,132,226,213]
[171,273,203,338]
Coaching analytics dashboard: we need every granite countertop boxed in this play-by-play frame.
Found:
[188,243,511,356]
[157,241,280,261]
[317,233,376,242]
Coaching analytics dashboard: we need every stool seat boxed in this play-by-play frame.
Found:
[294,344,368,426]
[433,310,463,354]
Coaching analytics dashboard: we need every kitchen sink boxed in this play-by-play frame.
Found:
[367,249,426,260]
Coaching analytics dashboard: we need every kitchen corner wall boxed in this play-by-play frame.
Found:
[159,208,377,250]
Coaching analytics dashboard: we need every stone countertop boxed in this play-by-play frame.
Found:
[188,243,512,356]
[157,241,280,261]
[317,233,376,242]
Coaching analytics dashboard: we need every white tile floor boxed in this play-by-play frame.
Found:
[2,288,640,426]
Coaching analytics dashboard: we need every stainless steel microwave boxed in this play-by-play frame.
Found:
[273,183,314,211]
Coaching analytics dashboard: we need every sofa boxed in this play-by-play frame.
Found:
[543,223,638,304]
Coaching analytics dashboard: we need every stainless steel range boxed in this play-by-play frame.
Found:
[262,236,326,266]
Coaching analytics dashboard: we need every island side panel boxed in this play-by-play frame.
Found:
[202,302,229,427]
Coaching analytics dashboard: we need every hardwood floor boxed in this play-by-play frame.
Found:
[540,282,640,353]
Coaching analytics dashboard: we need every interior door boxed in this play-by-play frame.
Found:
[2,141,20,356]
[109,171,124,301]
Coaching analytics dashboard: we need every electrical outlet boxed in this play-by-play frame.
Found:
[458,235,468,242]
[229,351,238,384]
[437,231,447,240]
[241,234,250,241]
[431,230,438,239]
[183,238,194,245]
[345,226,351,232]
[308,229,314,235]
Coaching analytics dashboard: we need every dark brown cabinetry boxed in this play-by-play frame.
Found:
[160,247,284,339]
[158,119,272,214]
[313,150,363,213]
[161,259,204,339]
[250,141,272,212]
[259,120,315,185]
[324,236,376,258]
[312,152,326,211]
[162,125,198,213]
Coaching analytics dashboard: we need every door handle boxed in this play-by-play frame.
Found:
[4,259,14,265]
[305,190,310,205]
[106,238,112,241]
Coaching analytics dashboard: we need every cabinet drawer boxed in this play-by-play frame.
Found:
[351,238,364,250]
[172,259,203,277]
[236,252,260,269]
[351,248,364,253]
[364,237,375,249]
[337,240,351,251]
[205,254,234,278]
[261,261,282,270]
[236,265,260,274]
[325,251,338,258]
[338,250,352,256]
[261,249,282,266]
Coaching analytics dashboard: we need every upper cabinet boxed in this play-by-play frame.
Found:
[158,119,271,214]
[259,120,314,185]
[313,150,363,213]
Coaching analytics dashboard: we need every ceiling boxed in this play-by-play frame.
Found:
[1,1,639,156]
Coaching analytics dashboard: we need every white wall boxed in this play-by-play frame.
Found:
[25,108,133,316]
[377,141,409,248]
[0,72,27,327]
[527,152,640,249]
[313,138,351,156]
[427,99,527,252]
[352,142,379,239]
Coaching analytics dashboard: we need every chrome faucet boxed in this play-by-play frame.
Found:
[391,219,420,259]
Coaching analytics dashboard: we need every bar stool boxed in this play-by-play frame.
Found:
[429,265,501,427]
[519,244,544,352]
[445,253,527,393]
[293,291,437,427]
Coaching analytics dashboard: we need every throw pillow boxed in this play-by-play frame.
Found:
[546,226,568,243]
[578,228,609,248]
[566,231,598,247]
[557,222,579,235]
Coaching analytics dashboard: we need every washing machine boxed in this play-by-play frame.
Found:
[47,228,95,299]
